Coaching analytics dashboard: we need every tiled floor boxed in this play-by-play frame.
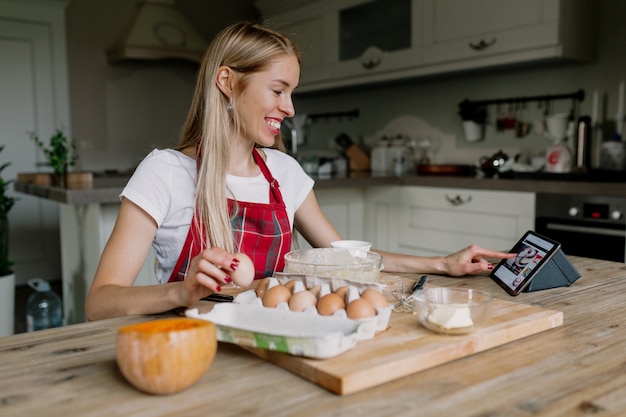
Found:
[13,280,63,334]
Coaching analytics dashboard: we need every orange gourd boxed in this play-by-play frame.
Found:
[116,318,217,395]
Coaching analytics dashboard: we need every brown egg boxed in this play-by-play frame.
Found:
[262,285,291,308]
[317,293,345,316]
[360,289,388,309]
[231,252,254,288]
[308,285,321,298]
[284,280,296,292]
[334,286,349,303]
[255,278,270,298]
[346,298,377,319]
[288,290,318,312]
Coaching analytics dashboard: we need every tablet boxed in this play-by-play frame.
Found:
[490,230,561,296]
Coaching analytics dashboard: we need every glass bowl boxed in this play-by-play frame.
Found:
[283,248,382,283]
[413,287,493,335]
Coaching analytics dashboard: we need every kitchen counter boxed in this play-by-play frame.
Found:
[1,256,624,416]
[14,172,626,204]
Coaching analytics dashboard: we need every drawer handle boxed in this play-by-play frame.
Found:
[469,38,496,51]
[445,194,472,206]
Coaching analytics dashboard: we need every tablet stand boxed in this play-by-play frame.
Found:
[523,249,581,292]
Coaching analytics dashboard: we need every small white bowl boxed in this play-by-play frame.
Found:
[330,240,372,256]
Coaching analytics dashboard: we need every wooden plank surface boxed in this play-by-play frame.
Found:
[3,256,626,416]
[243,287,563,395]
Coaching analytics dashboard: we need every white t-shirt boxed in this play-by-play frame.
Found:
[121,148,314,283]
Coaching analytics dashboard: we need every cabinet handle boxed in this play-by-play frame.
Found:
[360,46,383,70]
[445,194,472,206]
[362,58,381,70]
[468,38,496,51]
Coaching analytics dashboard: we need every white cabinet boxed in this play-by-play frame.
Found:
[365,186,535,256]
[258,0,422,92]
[328,0,423,82]
[260,1,334,85]
[422,0,592,66]
[295,188,366,249]
[256,0,591,93]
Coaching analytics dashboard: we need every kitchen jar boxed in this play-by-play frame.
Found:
[388,136,414,176]
[370,137,390,175]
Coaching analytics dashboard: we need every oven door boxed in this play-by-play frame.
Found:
[535,217,626,262]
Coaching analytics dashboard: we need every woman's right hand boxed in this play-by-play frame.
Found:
[181,247,238,306]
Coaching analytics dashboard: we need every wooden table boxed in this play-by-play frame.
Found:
[1,256,625,416]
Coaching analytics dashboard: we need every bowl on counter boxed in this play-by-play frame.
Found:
[284,248,382,283]
[413,287,493,335]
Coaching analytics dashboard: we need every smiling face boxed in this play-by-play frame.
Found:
[234,55,300,148]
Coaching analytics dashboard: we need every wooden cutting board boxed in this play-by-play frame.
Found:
[243,297,563,395]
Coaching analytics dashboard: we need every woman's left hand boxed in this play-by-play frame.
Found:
[442,244,515,276]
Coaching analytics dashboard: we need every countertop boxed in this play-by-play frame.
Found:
[14,172,626,204]
[1,256,625,416]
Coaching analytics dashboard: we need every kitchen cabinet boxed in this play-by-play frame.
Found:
[422,0,592,66]
[295,188,366,249]
[328,0,422,82]
[257,0,422,92]
[256,0,591,93]
[366,186,535,256]
[296,188,366,249]
[258,1,334,86]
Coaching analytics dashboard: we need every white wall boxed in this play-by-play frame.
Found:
[65,0,257,172]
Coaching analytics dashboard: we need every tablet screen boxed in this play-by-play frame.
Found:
[490,231,561,295]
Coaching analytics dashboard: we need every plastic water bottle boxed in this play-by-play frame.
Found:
[26,278,62,332]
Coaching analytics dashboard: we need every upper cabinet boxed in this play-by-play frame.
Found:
[255,0,592,93]
[329,0,422,82]
[422,0,592,66]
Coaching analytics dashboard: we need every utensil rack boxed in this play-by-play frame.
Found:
[308,109,360,123]
[459,89,585,111]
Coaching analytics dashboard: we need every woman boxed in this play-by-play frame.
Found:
[86,22,513,321]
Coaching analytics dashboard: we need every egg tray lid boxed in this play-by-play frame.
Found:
[186,303,364,359]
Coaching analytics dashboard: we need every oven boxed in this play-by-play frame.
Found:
[535,193,626,262]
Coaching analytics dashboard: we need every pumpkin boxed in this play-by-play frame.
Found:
[116,318,217,395]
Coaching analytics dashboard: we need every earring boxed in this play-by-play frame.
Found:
[226,100,233,111]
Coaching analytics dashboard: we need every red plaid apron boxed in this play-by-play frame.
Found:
[168,148,292,282]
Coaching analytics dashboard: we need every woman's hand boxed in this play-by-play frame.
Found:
[179,247,239,306]
[442,244,515,276]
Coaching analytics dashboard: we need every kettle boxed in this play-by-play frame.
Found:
[479,150,509,178]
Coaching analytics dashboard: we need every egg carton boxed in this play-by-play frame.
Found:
[234,276,392,339]
[187,303,363,359]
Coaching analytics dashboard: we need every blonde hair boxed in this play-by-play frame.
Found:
[175,22,300,253]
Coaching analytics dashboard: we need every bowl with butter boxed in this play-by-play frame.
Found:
[413,287,493,335]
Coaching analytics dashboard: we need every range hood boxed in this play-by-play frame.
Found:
[107,0,208,64]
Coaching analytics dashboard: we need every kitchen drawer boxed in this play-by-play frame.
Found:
[396,186,535,256]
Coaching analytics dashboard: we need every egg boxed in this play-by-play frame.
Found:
[334,286,349,303]
[284,280,296,292]
[231,252,255,288]
[317,293,345,316]
[360,289,388,309]
[254,278,270,298]
[308,285,321,298]
[262,284,291,308]
[288,290,318,312]
[346,298,376,319]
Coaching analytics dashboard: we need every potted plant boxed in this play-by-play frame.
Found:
[0,145,17,336]
[29,129,78,187]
